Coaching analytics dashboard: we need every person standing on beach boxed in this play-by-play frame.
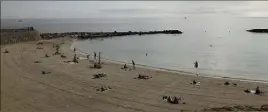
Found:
[194,61,198,68]
[94,52,97,60]
[74,48,76,52]
[73,54,78,63]
[87,54,90,60]
[132,60,136,70]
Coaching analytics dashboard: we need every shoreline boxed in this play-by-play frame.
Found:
[71,39,268,84]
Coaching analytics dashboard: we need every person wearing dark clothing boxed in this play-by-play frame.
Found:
[132,60,136,70]
[4,49,9,53]
[194,61,198,68]
[255,86,261,95]
[74,48,76,52]
[87,55,90,60]
[94,52,97,60]
[45,54,49,57]
[123,64,128,69]
[192,80,197,85]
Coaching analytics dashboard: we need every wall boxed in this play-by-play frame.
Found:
[1,28,41,45]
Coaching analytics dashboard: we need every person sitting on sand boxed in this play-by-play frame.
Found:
[137,74,151,79]
[45,54,49,57]
[61,54,66,58]
[192,80,197,85]
[123,64,128,69]
[224,81,230,86]
[42,71,51,74]
[255,86,261,95]
[37,42,43,45]
[244,89,250,93]
[191,80,201,85]
[37,47,44,49]
[121,64,132,71]
[34,61,41,63]
[4,49,9,53]
[244,87,262,95]
[167,96,181,104]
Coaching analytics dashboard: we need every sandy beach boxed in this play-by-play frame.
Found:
[1,37,268,112]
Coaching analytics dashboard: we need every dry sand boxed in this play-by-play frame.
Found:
[1,38,268,112]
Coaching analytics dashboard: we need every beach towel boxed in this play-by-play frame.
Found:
[78,57,87,60]
[244,89,257,94]
[89,59,97,63]
[69,62,75,64]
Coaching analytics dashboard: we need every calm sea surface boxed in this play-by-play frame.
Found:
[2,17,268,81]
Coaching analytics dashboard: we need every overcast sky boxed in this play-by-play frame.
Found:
[1,1,268,19]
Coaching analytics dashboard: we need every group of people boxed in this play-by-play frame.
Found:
[163,96,182,104]
[74,47,199,70]
[123,59,198,71]
[122,60,136,70]
[244,86,262,95]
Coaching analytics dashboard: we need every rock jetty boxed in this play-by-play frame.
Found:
[40,30,183,39]
[247,29,268,33]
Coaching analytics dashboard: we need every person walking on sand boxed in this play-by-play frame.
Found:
[74,48,76,52]
[132,60,136,70]
[194,61,198,68]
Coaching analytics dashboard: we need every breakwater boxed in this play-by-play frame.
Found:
[247,29,268,33]
[40,30,183,39]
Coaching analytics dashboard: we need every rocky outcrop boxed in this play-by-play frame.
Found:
[247,29,268,33]
[78,30,183,39]
[1,28,42,45]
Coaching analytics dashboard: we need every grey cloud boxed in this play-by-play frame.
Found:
[1,1,268,19]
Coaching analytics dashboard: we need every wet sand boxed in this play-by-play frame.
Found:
[1,37,268,112]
